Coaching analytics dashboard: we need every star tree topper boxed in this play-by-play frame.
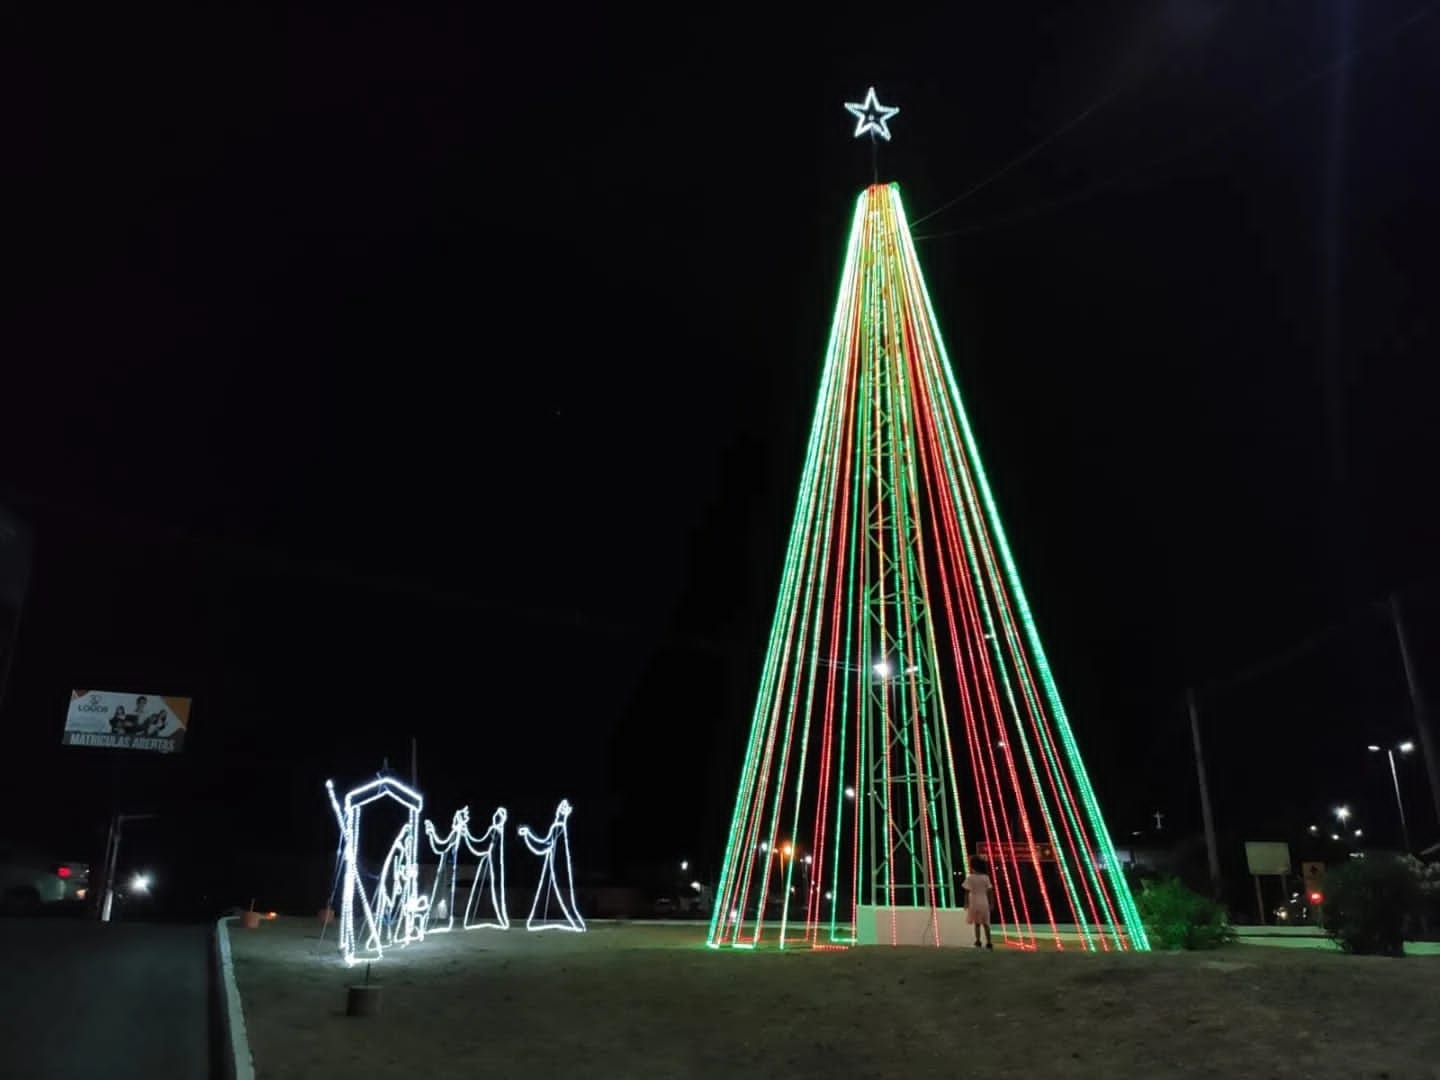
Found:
[844,87,899,141]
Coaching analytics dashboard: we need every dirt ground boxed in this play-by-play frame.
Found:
[230,919,1440,1080]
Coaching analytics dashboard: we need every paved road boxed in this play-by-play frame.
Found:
[0,917,212,1080]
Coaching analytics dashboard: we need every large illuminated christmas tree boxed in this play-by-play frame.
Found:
[707,90,1148,951]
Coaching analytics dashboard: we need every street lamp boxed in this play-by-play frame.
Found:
[1333,806,1351,825]
[1367,741,1414,852]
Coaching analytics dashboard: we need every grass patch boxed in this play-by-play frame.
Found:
[230,919,1440,1079]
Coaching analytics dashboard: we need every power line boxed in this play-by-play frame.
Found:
[908,82,1131,229]
[910,3,1241,229]
[914,2,1437,243]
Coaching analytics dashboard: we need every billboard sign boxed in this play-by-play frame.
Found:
[63,690,191,753]
[976,840,1058,863]
[1244,841,1291,877]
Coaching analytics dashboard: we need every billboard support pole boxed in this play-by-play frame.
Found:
[100,811,120,923]
[98,811,157,923]
[1187,688,1222,899]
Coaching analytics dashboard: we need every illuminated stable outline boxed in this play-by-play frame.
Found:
[706,183,1149,953]
[326,775,428,966]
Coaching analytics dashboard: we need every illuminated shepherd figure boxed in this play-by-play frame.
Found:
[462,806,510,930]
[519,799,585,932]
[424,807,470,933]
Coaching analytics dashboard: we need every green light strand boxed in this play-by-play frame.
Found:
[762,264,861,945]
[708,193,869,946]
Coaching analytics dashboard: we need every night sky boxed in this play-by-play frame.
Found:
[5,2,1439,910]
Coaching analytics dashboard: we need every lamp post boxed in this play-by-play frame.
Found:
[1367,741,1414,852]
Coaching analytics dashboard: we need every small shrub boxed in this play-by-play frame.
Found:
[1324,854,1423,957]
[1136,877,1235,950]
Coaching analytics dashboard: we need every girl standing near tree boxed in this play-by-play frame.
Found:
[963,856,994,949]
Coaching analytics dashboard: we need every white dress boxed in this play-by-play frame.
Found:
[963,872,992,925]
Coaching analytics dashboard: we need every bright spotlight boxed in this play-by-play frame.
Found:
[873,661,892,678]
[130,873,152,894]
[1399,741,1415,753]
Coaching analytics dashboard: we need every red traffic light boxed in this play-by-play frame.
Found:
[1308,891,1323,905]
[56,866,72,879]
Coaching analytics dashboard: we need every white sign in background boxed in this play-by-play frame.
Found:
[63,689,191,754]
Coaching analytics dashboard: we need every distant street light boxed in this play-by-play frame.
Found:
[844,787,856,800]
[1334,806,1351,824]
[1308,825,1318,834]
[680,860,688,872]
[1368,741,1415,851]
[129,873,151,895]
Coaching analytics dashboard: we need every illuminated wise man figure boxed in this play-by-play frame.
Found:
[461,806,510,930]
[424,806,471,933]
[518,799,585,932]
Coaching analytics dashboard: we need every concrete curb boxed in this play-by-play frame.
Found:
[214,916,256,1080]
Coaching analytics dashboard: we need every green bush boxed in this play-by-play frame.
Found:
[1136,877,1235,950]
[1324,854,1424,957]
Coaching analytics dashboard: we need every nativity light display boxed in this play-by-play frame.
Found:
[326,778,578,962]
[705,96,1148,953]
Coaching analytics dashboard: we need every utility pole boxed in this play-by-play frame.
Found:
[1187,688,1222,898]
[1390,593,1440,832]
[99,811,158,922]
